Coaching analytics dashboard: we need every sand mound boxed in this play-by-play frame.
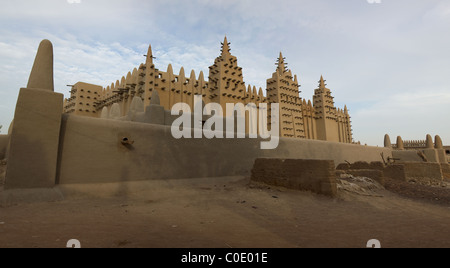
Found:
[385,177,450,207]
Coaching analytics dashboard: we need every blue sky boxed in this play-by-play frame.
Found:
[0,0,449,146]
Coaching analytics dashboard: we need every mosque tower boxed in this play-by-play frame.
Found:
[266,52,305,138]
[313,76,340,142]
[207,37,247,115]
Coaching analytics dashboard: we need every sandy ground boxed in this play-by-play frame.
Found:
[1,172,450,248]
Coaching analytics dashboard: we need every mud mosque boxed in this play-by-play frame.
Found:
[63,37,353,143]
[0,39,448,202]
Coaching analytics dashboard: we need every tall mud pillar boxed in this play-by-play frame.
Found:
[5,40,63,189]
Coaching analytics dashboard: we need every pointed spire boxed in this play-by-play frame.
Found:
[146,44,153,64]
[344,105,348,114]
[384,134,392,148]
[397,136,404,150]
[435,135,444,149]
[221,36,231,56]
[319,75,326,89]
[247,85,252,97]
[126,71,132,83]
[287,69,293,77]
[277,52,287,74]
[164,64,172,82]
[189,70,197,93]
[198,71,206,95]
[179,67,185,83]
[167,64,173,74]
[258,87,264,96]
[426,134,434,149]
[27,39,54,91]
[198,71,205,88]
[132,68,138,84]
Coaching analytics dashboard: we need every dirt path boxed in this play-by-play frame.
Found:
[1,177,450,248]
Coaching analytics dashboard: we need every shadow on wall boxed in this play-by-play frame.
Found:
[0,135,9,160]
[0,160,6,188]
[4,132,52,189]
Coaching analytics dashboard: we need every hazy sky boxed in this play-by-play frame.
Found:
[0,0,449,146]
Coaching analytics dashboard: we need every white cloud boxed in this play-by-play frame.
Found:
[0,0,449,146]
[0,32,144,127]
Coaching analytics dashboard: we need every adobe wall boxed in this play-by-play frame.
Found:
[392,149,446,164]
[392,150,423,162]
[0,135,9,160]
[338,161,444,182]
[384,165,407,181]
[251,159,337,197]
[440,163,450,181]
[437,149,447,164]
[57,115,262,184]
[274,139,391,166]
[6,88,63,189]
[56,115,392,184]
[423,148,439,163]
[401,162,443,181]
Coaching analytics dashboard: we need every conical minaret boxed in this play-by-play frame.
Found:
[384,134,392,148]
[277,52,287,75]
[146,44,153,65]
[221,36,231,57]
[319,75,326,89]
[198,71,206,97]
[396,136,405,150]
[144,43,157,107]
[27,39,54,91]
[313,75,339,142]
[208,36,246,112]
[6,39,64,190]
[426,134,434,149]
[435,135,444,149]
[266,52,304,139]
